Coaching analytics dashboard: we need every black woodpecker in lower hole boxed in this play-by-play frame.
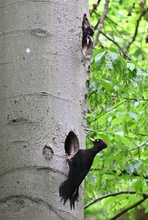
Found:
[59,139,107,209]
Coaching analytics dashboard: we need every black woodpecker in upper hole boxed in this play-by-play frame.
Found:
[82,13,94,56]
[82,26,94,48]
[59,139,107,209]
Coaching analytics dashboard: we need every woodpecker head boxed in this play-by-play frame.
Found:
[89,138,107,150]
[83,27,94,39]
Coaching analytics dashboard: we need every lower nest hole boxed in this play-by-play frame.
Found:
[64,131,79,157]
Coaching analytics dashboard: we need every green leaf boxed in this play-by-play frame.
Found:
[89,81,97,94]
[111,114,125,125]
[95,51,106,68]
[128,112,138,120]
[127,63,135,71]
[100,80,114,92]
[126,164,134,174]
[134,161,142,170]
[114,131,124,136]
[133,179,143,192]
[87,172,94,182]
[119,136,134,146]
[108,51,119,60]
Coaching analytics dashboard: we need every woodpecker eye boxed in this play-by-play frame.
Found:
[95,139,100,142]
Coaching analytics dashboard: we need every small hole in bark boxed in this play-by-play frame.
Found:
[65,131,79,157]
[87,65,90,72]
[43,145,54,160]
[86,79,89,88]
[84,93,88,101]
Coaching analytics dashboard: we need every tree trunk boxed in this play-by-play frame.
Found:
[0,0,90,219]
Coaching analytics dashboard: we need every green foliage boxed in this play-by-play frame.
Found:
[85,48,148,219]
[89,0,148,70]
[85,1,148,219]
[85,49,148,219]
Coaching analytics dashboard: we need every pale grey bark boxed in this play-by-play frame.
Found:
[0,0,90,219]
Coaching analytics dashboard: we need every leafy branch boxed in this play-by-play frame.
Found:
[93,100,127,122]
[100,30,131,60]
[84,190,148,209]
[137,133,148,137]
[90,168,148,179]
[126,9,147,51]
[109,195,148,220]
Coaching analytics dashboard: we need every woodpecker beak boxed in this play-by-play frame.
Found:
[86,36,90,45]
[89,137,95,142]
[86,35,93,45]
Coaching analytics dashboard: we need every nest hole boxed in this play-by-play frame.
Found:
[64,131,79,157]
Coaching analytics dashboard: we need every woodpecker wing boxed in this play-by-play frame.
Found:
[68,149,95,190]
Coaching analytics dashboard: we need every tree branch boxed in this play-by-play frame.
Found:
[126,9,146,51]
[84,190,148,210]
[94,100,127,121]
[94,0,110,46]
[137,133,148,137]
[109,196,148,220]
[100,30,131,60]
[90,168,148,179]
[123,97,148,102]
[90,0,102,15]
[85,190,135,209]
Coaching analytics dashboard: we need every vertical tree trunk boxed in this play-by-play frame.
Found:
[0,0,90,219]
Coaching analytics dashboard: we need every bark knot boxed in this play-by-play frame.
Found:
[43,145,54,160]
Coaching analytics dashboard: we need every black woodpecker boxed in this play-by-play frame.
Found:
[59,139,107,209]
